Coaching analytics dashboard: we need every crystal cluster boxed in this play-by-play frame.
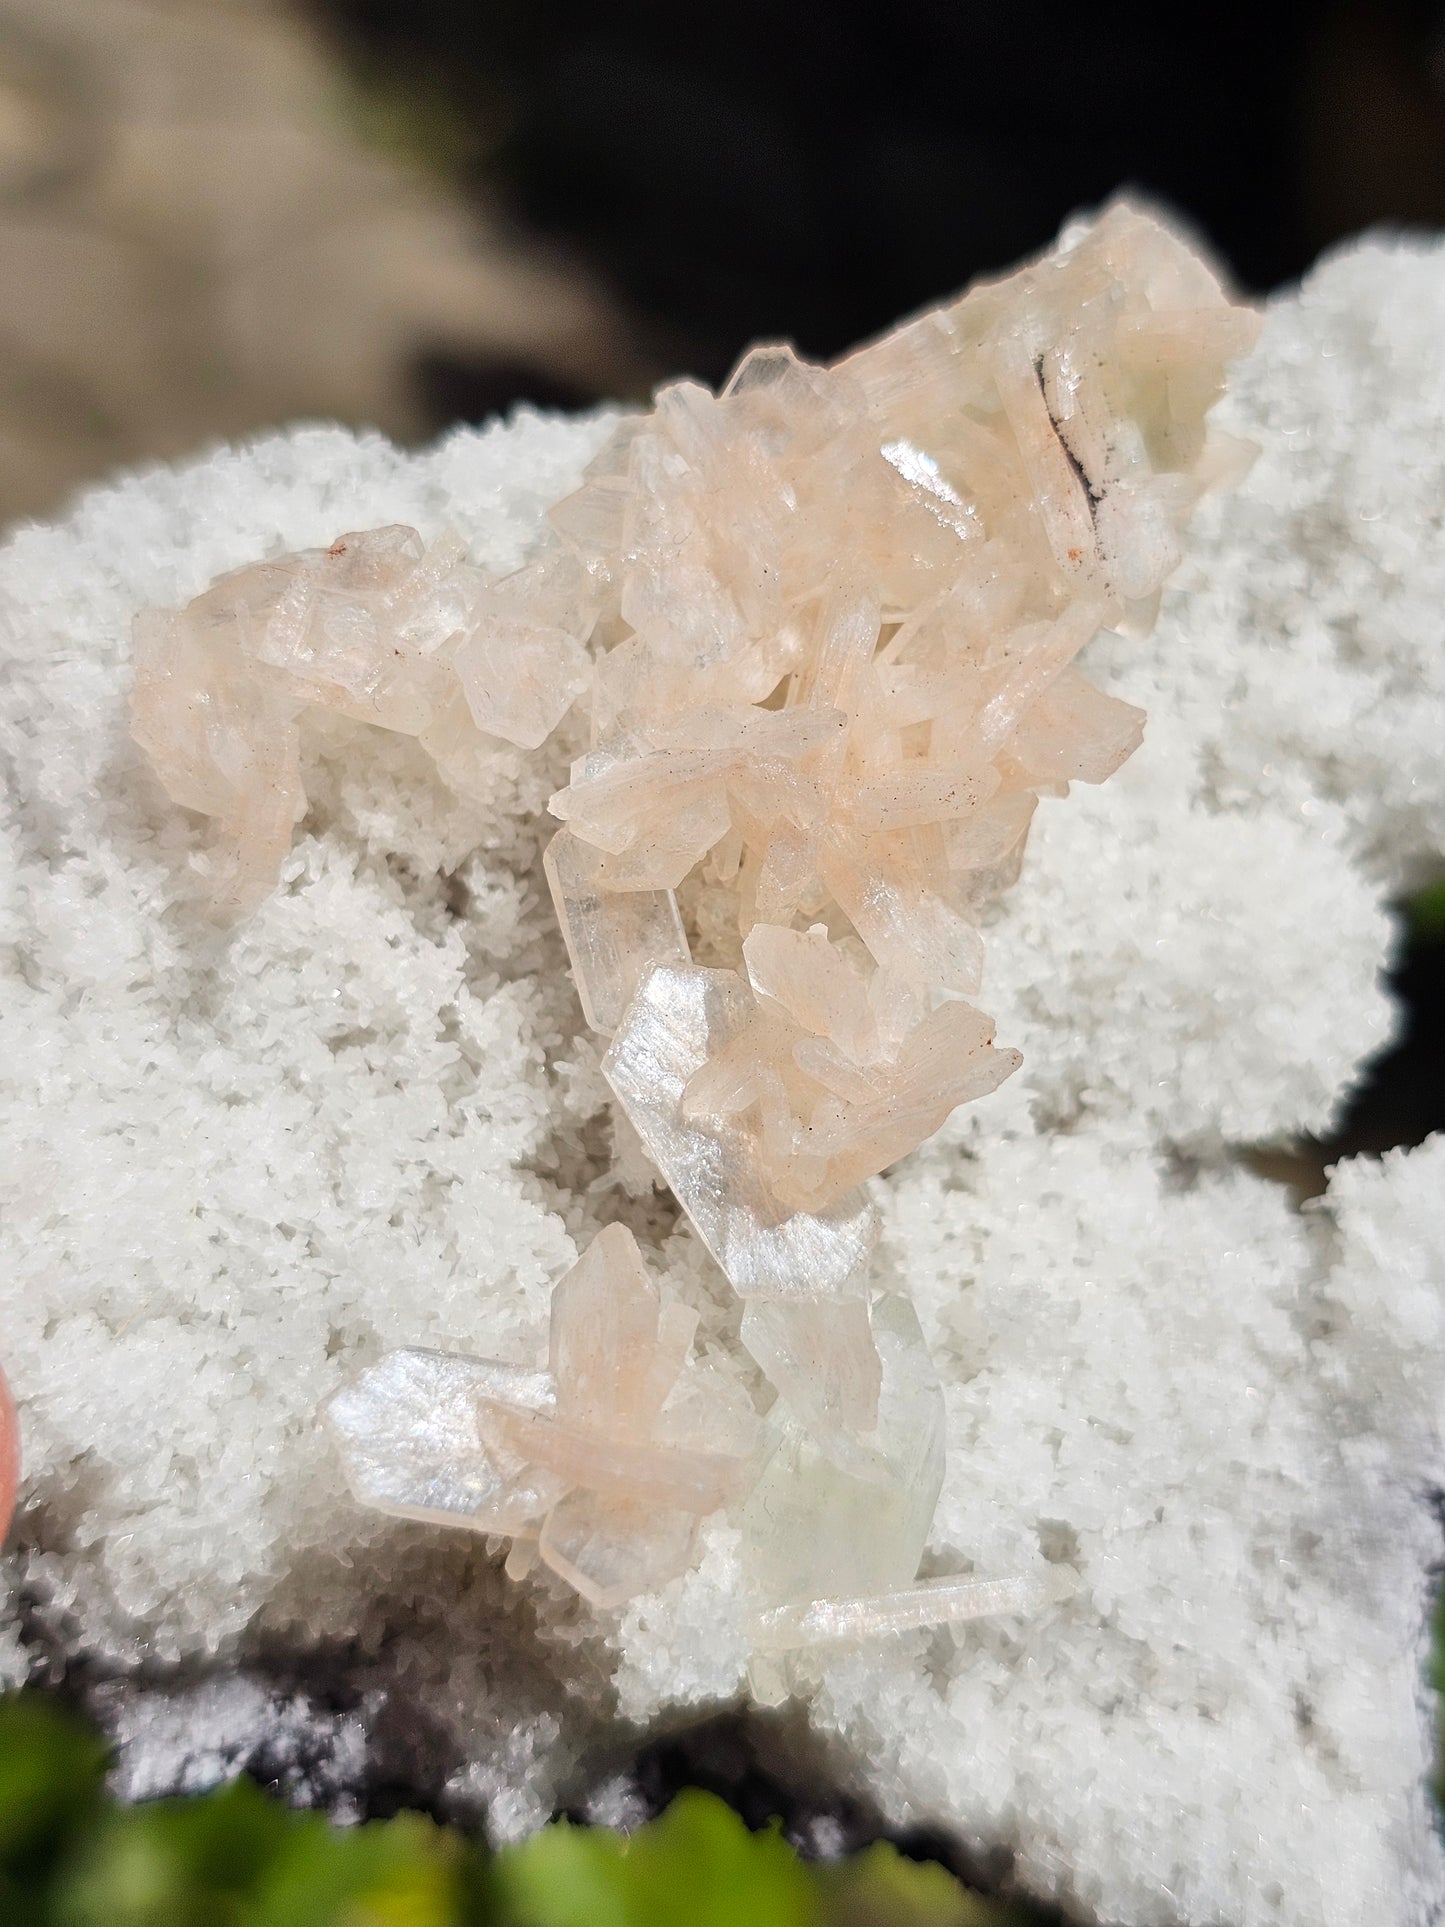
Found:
[129,525,568,921]
[132,204,1259,1624]
[561,204,1257,1279]
[325,1225,757,1609]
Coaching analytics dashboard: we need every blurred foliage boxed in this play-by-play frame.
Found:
[0,1693,1044,1927]
[1407,877,1445,944]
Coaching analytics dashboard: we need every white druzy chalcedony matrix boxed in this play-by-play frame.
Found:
[129,203,1260,1623]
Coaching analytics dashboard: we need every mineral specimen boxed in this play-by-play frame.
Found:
[13,228,1444,1924]
[133,201,1260,1615]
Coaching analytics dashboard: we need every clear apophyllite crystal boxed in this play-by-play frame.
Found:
[740,1294,946,1606]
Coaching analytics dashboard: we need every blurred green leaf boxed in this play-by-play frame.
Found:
[252,1807,466,1927]
[51,1777,467,1927]
[1406,878,1445,943]
[492,1792,817,1927]
[0,1692,109,1905]
[818,1840,1043,1927]
[618,1791,818,1927]
[50,1775,292,1926]
[486,1819,634,1927]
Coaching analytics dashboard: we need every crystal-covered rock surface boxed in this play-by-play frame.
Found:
[131,204,1255,1272]
[135,203,1259,1618]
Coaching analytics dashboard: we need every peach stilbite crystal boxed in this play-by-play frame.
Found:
[129,203,1254,1290]
[325,1225,757,1607]
[129,525,585,918]
[556,206,1256,1289]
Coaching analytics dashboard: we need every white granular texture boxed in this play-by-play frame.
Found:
[2,234,1443,1924]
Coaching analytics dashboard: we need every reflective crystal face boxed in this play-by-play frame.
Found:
[602,963,881,1296]
[323,1349,564,1536]
[543,830,690,1036]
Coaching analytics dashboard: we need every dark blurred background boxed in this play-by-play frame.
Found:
[312,1,1403,390]
[311,0,1445,407]
[5,0,1445,525]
